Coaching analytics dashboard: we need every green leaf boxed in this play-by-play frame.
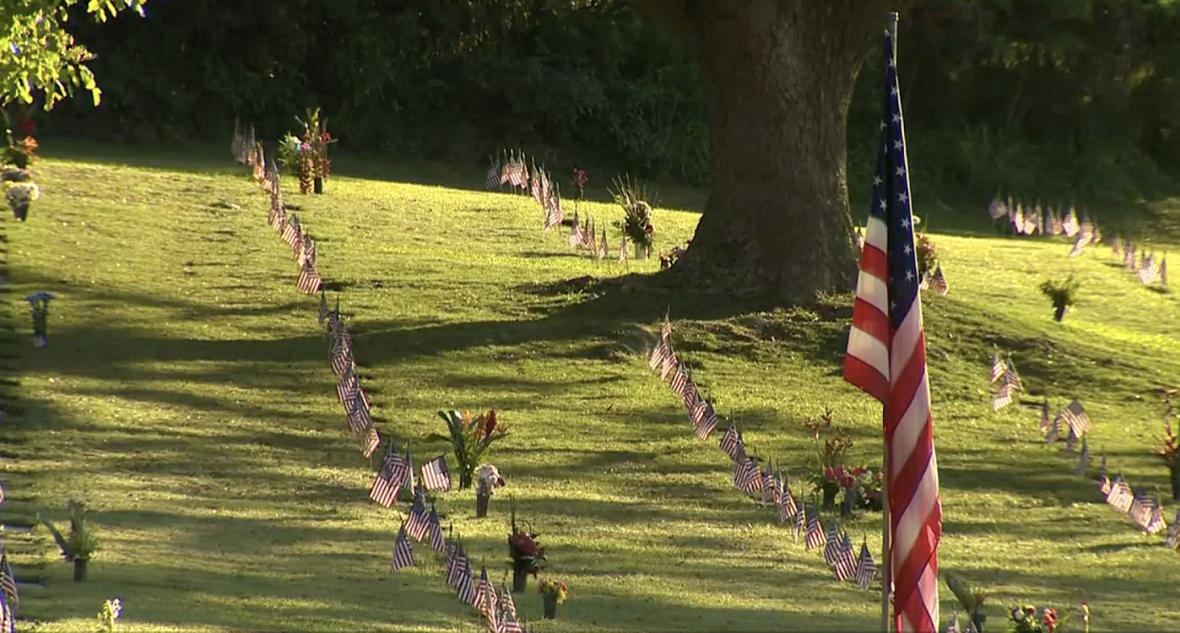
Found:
[38,512,71,559]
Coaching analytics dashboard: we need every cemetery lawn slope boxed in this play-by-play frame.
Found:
[1,145,1179,632]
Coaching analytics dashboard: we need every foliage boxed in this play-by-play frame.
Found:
[946,574,988,632]
[275,134,303,174]
[611,175,655,248]
[916,232,939,277]
[95,597,122,633]
[38,499,100,561]
[427,409,508,490]
[507,502,545,577]
[1160,420,1177,470]
[1008,605,1070,633]
[1,135,38,170]
[0,0,148,109]
[538,578,568,604]
[1039,276,1082,311]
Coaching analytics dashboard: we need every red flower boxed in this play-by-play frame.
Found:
[645,223,654,233]
[484,409,497,437]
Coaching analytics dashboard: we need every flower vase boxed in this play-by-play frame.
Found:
[1053,305,1066,322]
[821,482,840,509]
[543,594,558,619]
[74,558,89,582]
[314,177,324,194]
[634,243,647,260]
[1171,467,1180,502]
[13,200,28,222]
[32,334,47,348]
[971,612,986,632]
[865,491,884,512]
[512,568,528,593]
[840,490,855,518]
[476,493,490,518]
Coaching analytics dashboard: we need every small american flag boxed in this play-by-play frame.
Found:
[456,558,478,607]
[1124,243,1136,270]
[678,380,697,411]
[1063,208,1080,237]
[718,423,745,460]
[584,218,598,254]
[1062,427,1077,453]
[669,363,689,400]
[391,523,414,571]
[1128,490,1153,531]
[1097,454,1110,494]
[486,157,501,191]
[947,610,961,633]
[0,586,12,633]
[1105,474,1133,512]
[734,456,763,497]
[530,164,543,205]
[406,485,430,541]
[1060,399,1092,437]
[1138,260,1161,285]
[794,504,805,543]
[618,237,628,265]
[778,478,798,523]
[337,364,359,405]
[990,352,1005,384]
[854,540,877,590]
[1161,253,1168,285]
[318,291,330,327]
[1165,510,1180,550]
[926,265,948,295]
[477,567,497,619]
[346,389,372,434]
[297,261,322,294]
[659,349,678,381]
[760,464,777,505]
[834,532,858,582]
[1111,235,1121,258]
[0,550,16,608]
[447,544,466,588]
[648,341,670,371]
[991,372,1018,412]
[500,592,523,633]
[1075,435,1091,476]
[568,210,581,248]
[370,446,408,508]
[292,229,304,263]
[987,197,1007,220]
[282,213,301,246]
[693,400,718,441]
[426,505,445,552]
[421,454,453,492]
[1039,398,1051,436]
[360,424,380,459]
[599,227,610,260]
[331,346,354,378]
[805,506,825,550]
[1145,494,1167,535]
[543,191,564,232]
[1068,232,1088,258]
[823,521,841,567]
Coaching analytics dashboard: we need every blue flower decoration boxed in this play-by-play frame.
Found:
[26,291,53,305]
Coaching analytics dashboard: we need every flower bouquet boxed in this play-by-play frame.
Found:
[507,503,546,592]
[572,169,588,209]
[474,464,506,517]
[915,232,938,279]
[856,468,885,512]
[428,409,509,493]
[946,574,988,632]
[822,465,865,518]
[297,108,336,194]
[1009,605,1069,633]
[1,135,38,170]
[610,175,655,259]
[804,410,853,509]
[6,181,39,222]
[538,578,568,619]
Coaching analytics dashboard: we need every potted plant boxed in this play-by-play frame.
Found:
[5,182,39,221]
[475,464,505,518]
[945,574,988,632]
[538,578,568,619]
[803,410,853,509]
[507,503,546,592]
[296,108,336,194]
[39,500,100,581]
[1039,276,1081,322]
[1159,419,1179,501]
[610,175,655,259]
[428,409,509,491]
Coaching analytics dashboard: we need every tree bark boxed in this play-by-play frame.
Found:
[626,0,903,304]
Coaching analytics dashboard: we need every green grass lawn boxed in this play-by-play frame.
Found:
[2,143,1180,632]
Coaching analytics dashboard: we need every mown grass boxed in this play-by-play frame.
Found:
[1,142,1179,632]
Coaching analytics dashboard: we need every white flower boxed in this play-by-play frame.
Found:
[5,182,39,206]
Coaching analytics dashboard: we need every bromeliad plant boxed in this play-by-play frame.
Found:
[39,500,100,580]
[429,410,509,490]
[96,597,122,633]
[803,409,854,508]
[1040,275,1082,322]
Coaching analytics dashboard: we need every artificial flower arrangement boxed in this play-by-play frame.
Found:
[538,577,569,619]
[610,175,655,258]
[804,409,854,508]
[855,467,885,511]
[572,169,588,205]
[5,181,40,222]
[2,133,38,170]
[507,502,546,591]
[429,409,509,490]
[476,464,506,497]
[280,108,337,194]
[915,233,938,278]
[96,597,123,633]
[3,115,40,220]
[1008,605,1069,633]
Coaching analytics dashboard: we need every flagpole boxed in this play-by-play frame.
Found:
[881,13,899,633]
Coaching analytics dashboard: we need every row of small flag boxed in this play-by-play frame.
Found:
[485,150,631,264]
[988,196,1096,239]
[1111,239,1168,286]
[990,352,1179,545]
[239,139,533,632]
[646,314,877,590]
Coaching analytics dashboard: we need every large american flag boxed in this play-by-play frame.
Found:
[843,17,942,632]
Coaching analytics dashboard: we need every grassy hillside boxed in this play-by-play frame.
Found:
[1,145,1179,632]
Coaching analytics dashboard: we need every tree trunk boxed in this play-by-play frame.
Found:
[626,0,901,303]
